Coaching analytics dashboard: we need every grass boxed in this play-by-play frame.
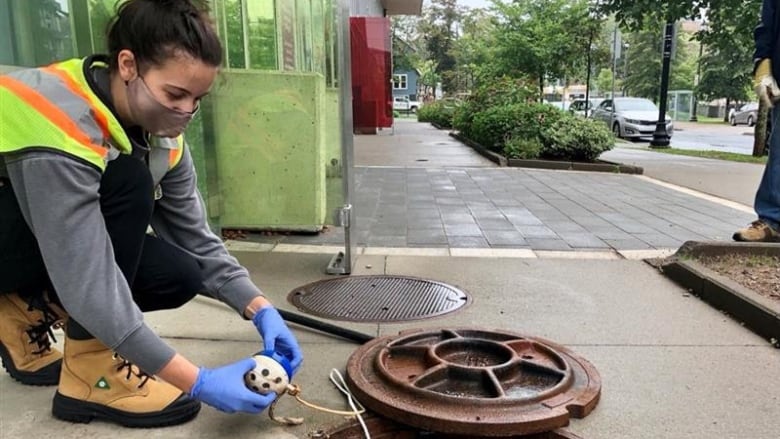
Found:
[649,147,768,164]
[692,116,729,124]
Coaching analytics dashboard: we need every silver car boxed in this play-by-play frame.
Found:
[569,98,604,118]
[730,103,758,126]
[592,98,673,139]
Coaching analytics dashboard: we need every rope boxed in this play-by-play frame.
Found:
[266,369,371,438]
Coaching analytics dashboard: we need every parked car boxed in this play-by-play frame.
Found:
[591,97,673,139]
[546,101,571,112]
[569,98,604,118]
[393,96,422,113]
[730,102,759,126]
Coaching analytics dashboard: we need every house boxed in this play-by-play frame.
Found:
[392,68,420,101]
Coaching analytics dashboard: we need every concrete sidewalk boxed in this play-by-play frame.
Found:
[2,252,778,438]
[243,120,756,253]
[602,145,764,207]
[3,120,776,438]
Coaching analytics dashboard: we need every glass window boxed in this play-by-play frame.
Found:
[215,0,248,69]
[246,0,277,70]
[393,74,407,90]
[0,0,76,67]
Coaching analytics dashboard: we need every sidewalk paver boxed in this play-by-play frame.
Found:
[283,166,754,251]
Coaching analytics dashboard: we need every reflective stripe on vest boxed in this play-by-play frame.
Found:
[0,59,131,171]
[0,73,111,169]
[1,58,185,177]
[148,135,185,188]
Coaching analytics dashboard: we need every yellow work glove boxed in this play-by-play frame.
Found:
[755,59,780,108]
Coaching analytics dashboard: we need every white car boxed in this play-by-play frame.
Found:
[591,97,673,139]
[393,96,421,113]
[569,98,604,118]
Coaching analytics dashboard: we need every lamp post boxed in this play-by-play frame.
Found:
[650,22,674,149]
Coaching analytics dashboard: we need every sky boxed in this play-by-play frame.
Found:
[426,0,492,9]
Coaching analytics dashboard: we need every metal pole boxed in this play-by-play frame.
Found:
[327,0,356,275]
[585,28,592,114]
[690,39,703,122]
[611,24,617,100]
[650,22,674,149]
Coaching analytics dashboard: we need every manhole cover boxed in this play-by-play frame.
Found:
[345,328,601,437]
[288,276,469,323]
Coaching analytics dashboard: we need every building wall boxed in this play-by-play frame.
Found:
[350,0,384,16]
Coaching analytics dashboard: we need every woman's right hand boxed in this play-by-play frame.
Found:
[188,358,276,414]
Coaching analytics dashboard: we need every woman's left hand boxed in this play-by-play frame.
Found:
[251,307,303,376]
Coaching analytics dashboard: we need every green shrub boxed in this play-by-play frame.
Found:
[453,78,535,137]
[504,136,543,160]
[470,103,565,152]
[452,101,476,138]
[541,115,615,162]
[393,110,401,118]
[417,101,456,128]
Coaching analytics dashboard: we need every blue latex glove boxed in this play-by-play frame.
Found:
[252,307,303,376]
[189,358,276,414]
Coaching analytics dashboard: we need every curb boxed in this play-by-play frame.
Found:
[450,132,507,166]
[507,158,643,174]
[450,132,642,173]
[660,241,780,347]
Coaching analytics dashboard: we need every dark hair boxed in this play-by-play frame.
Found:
[106,0,222,71]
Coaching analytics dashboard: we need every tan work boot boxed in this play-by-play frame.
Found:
[52,336,200,427]
[0,292,64,385]
[733,220,780,242]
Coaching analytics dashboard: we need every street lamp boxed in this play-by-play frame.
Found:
[650,22,675,149]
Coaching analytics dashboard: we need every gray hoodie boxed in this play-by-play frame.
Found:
[2,146,261,375]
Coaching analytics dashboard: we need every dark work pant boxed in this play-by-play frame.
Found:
[0,154,205,335]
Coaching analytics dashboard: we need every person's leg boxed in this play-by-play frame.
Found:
[0,177,64,385]
[64,153,155,339]
[53,155,200,427]
[132,235,204,312]
[735,106,780,241]
[755,105,780,228]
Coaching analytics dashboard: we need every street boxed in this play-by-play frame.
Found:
[624,121,759,155]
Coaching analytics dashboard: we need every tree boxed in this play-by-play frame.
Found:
[392,15,421,72]
[696,0,760,121]
[449,7,497,91]
[418,0,464,94]
[596,68,621,95]
[490,0,596,100]
[621,21,697,100]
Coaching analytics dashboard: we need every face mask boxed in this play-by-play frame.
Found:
[126,76,197,138]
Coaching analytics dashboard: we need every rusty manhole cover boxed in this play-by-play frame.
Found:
[345,328,601,437]
[288,276,469,323]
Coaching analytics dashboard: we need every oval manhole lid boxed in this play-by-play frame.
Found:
[345,328,601,437]
[288,276,469,323]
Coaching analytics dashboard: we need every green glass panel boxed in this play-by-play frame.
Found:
[216,0,247,69]
[0,0,76,67]
[246,0,277,70]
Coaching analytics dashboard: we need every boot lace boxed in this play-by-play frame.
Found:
[113,353,154,389]
[24,295,64,356]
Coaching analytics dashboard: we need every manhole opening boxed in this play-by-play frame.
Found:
[288,276,469,323]
[313,414,585,438]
